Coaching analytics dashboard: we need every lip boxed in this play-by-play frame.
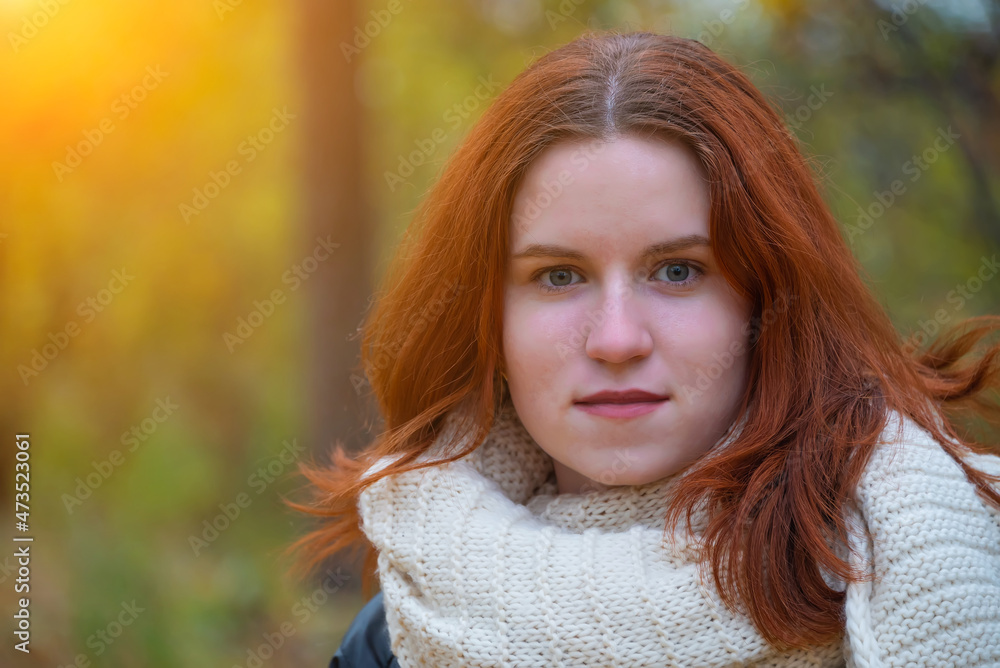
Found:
[575,401,666,418]
[574,388,669,419]
[576,389,669,404]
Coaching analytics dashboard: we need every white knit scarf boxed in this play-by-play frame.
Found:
[357,401,854,667]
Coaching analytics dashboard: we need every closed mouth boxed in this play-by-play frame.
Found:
[575,390,669,404]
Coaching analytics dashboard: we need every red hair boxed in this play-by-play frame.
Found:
[285,30,1000,650]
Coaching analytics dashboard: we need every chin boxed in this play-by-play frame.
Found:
[612,469,677,487]
[571,453,671,489]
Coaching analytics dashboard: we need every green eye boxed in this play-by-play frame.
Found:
[663,264,689,281]
[548,269,575,287]
[534,267,583,293]
[533,262,701,294]
[655,262,700,285]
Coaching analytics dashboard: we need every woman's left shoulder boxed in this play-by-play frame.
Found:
[858,408,1000,507]
[843,409,1000,665]
[854,413,1000,566]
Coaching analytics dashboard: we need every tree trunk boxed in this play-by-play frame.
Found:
[295,0,374,457]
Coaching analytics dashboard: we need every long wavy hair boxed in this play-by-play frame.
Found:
[286,29,1000,650]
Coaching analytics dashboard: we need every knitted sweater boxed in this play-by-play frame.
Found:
[357,402,1000,667]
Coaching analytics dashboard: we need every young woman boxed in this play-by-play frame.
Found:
[288,30,1000,667]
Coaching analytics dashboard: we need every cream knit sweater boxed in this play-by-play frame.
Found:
[358,402,1000,667]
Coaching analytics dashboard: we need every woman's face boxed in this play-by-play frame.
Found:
[503,134,752,494]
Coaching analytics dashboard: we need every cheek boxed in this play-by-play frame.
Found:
[502,299,566,389]
[663,300,750,385]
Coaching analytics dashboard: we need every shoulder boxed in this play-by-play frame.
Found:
[855,408,1000,555]
[329,591,399,668]
[856,409,1000,524]
[847,409,1000,665]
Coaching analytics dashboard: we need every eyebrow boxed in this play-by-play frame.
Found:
[511,234,711,262]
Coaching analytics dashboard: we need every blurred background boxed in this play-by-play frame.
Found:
[0,0,997,665]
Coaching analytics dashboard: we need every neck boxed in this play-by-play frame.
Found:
[552,458,610,494]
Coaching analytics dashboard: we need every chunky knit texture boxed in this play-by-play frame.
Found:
[357,402,1000,667]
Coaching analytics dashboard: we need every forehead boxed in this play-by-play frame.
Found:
[510,135,711,253]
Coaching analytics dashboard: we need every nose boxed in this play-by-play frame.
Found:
[583,282,653,364]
